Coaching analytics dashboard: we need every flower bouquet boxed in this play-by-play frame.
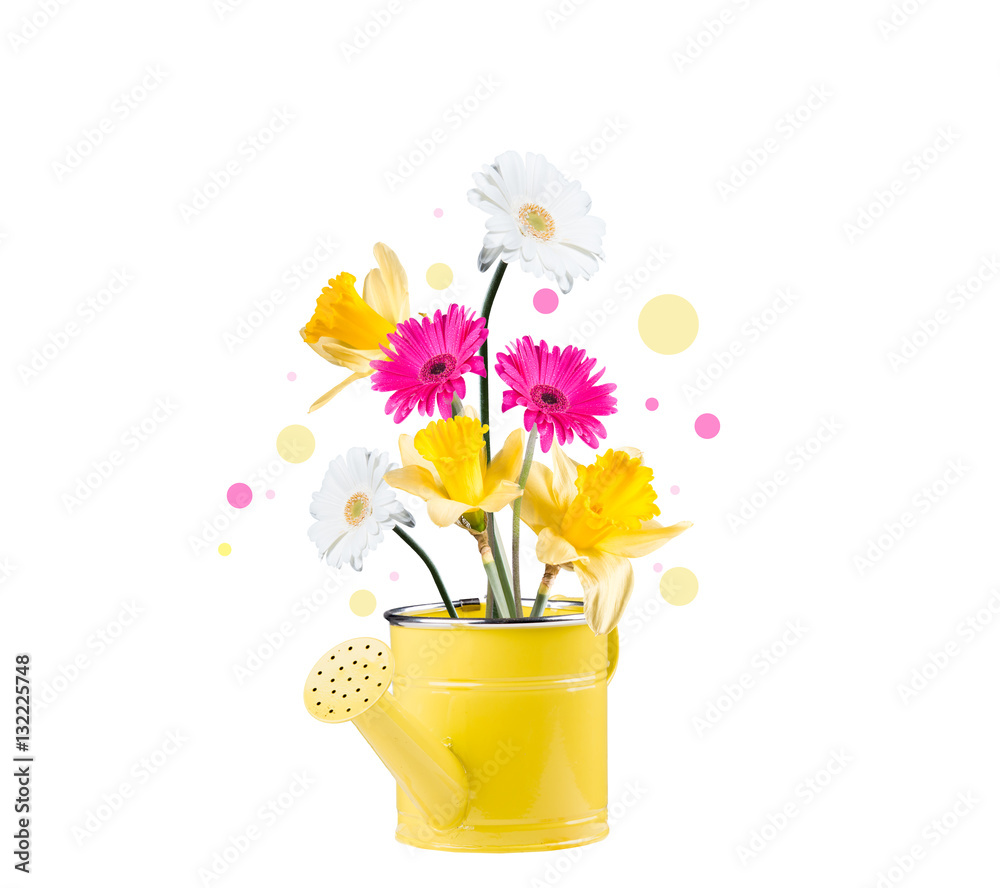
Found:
[300,152,691,852]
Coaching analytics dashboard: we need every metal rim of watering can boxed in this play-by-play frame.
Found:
[384,598,589,627]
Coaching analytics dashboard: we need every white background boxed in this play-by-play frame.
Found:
[2,0,999,885]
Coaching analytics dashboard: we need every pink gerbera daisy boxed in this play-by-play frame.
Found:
[370,304,487,422]
[495,337,617,452]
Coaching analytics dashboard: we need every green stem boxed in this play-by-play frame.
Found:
[478,260,507,462]
[511,425,538,613]
[450,394,464,418]
[489,515,517,616]
[475,531,511,618]
[393,526,458,618]
[476,259,508,616]
[529,589,550,619]
[529,564,560,618]
[482,559,511,619]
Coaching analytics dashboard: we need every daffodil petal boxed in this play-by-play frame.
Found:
[363,243,410,324]
[485,428,525,490]
[315,339,382,373]
[536,527,579,566]
[549,443,581,504]
[427,496,474,527]
[478,480,523,513]
[308,372,368,413]
[384,465,446,502]
[386,461,475,528]
[301,329,334,358]
[398,434,436,474]
[575,551,633,636]
[600,520,693,558]
[522,461,567,535]
[302,332,346,365]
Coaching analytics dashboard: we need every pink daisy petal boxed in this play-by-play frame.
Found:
[501,388,520,412]
[370,304,489,423]
[495,336,618,452]
[537,418,555,452]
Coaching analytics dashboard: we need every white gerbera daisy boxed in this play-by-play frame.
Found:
[468,150,606,293]
[308,447,414,571]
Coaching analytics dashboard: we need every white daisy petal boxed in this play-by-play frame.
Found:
[477,244,503,272]
[306,447,414,570]
[468,176,513,213]
[467,151,605,293]
[485,214,517,233]
[494,150,527,196]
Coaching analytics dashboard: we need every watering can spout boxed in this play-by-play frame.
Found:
[304,637,469,831]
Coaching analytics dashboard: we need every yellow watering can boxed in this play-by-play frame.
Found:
[303,598,619,852]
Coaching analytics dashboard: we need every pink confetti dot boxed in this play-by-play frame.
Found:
[287,372,297,381]
[433,208,443,218]
[695,413,720,439]
[645,397,659,411]
[670,485,680,495]
[653,563,663,573]
[389,571,399,581]
[533,288,559,314]
[265,489,275,499]
[227,483,253,508]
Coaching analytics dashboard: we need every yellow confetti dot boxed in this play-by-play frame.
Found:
[350,589,376,617]
[659,567,698,606]
[218,543,232,556]
[426,263,453,290]
[638,294,699,355]
[276,424,315,463]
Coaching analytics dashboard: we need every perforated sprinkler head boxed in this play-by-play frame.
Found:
[302,635,469,831]
[303,637,394,724]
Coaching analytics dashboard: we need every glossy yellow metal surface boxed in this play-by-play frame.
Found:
[304,638,469,830]
[303,601,618,852]
[354,693,469,831]
[388,600,617,852]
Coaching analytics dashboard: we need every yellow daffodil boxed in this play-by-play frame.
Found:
[386,415,525,528]
[300,243,409,412]
[521,445,691,634]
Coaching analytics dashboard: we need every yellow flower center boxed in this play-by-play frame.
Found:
[414,416,487,506]
[560,450,660,549]
[343,491,371,527]
[517,203,556,241]
[302,272,395,350]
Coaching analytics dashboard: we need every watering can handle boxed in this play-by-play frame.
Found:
[606,627,619,684]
